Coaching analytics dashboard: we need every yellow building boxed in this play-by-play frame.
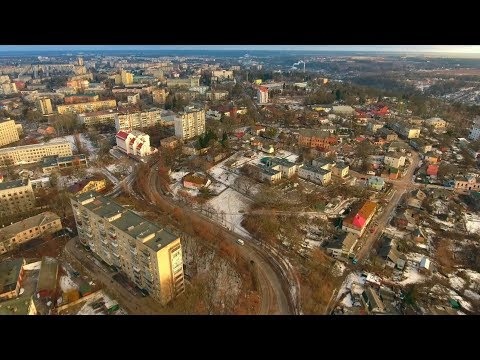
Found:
[71,192,185,305]
[174,107,205,140]
[0,179,36,217]
[115,70,134,86]
[425,117,447,129]
[36,98,53,115]
[57,99,117,115]
[152,89,168,104]
[0,119,20,147]
[67,177,107,195]
[0,140,72,166]
[166,77,200,88]
[0,212,62,254]
[254,79,263,85]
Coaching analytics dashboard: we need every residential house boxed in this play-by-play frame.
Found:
[298,129,337,150]
[262,157,298,178]
[367,176,385,191]
[419,257,431,273]
[388,141,410,153]
[411,228,427,244]
[342,201,377,236]
[426,164,439,178]
[469,116,480,141]
[297,164,332,185]
[379,237,407,270]
[408,117,425,127]
[388,121,420,139]
[384,153,406,169]
[393,209,417,230]
[367,121,385,134]
[325,233,358,259]
[332,162,349,178]
[258,164,282,183]
[424,151,439,164]
[454,174,480,192]
[362,286,386,314]
[377,127,398,142]
[410,139,432,153]
[425,117,447,129]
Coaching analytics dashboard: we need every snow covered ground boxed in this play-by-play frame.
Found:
[448,274,466,291]
[208,181,227,195]
[76,290,126,315]
[399,266,425,286]
[464,213,480,234]
[56,134,98,160]
[60,275,79,292]
[207,188,252,237]
[337,271,366,300]
[341,293,353,307]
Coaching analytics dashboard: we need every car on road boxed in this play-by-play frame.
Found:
[237,239,245,245]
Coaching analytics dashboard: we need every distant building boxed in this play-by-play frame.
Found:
[42,154,88,174]
[0,119,20,147]
[211,69,234,81]
[0,179,36,217]
[64,94,99,104]
[331,105,355,115]
[36,97,53,115]
[454,174,480,192]
[469,116,480,141]
[115,108,165,132]
[77,110,118,127]
[206,90,229,101]
[257,86,269,104]
[127,93,140,105]
[0,212,62,255]
[36,257,59,299]
[115,130,154,157]
[377,127,398,142]
[388,122,420,139]
[57,99,117,115]
[115,70,134,86]
[174,106,206,140]
[0,258,26,300]
[425,117,447,129]
[342,201,377,236]
[166,77,200,88]
[152,89,168,105]
[71,192,185,305]
[409,139,432,153]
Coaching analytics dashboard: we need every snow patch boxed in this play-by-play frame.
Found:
[448,274,466,291]
[60,275,79,292]
[341,293,353,308]
[23,261,42,271]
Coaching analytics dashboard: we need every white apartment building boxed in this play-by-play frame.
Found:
[0,119,20,147]
[57,99,117,115]
[115,130,153,157]
[0,179,36,217]
[257,86,269,104]
[174,107,206,140]
[71,192,185,305]
[0,140,72,166]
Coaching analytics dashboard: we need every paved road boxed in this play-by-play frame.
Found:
[63,237,162,314]
[354,150,421,262]
[142,162,295,315]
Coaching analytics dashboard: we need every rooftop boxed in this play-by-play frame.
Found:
[258,164,281,176]
[0,212,60,244]
[327,233,357,250]
[299,129,335,138]
[0,178,30,191]
[300,164,331,175]
[75,192,179,251]
[0,296,35,315]
[0,258,25,295]
[36,256,59,293]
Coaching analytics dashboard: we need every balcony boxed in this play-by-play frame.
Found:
[107,229,116,237]
[85,231,93,238]
[133,265,141,273]
[111,241,119,248]
[112,252,120,258]
[101,238,108,245]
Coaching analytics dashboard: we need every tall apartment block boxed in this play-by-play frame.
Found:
[0,119,20,147]
[71,192,185,305]
[0,179,36,217]
[36,98,53,115]
[114,108,164,132]
[174,106,206,140]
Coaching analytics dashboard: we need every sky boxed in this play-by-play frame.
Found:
[0,45,479,54]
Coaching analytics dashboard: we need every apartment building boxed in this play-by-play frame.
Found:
[64,94,99,104]
[71,192,185,305]
[36,97,53,115]
[0,119,20,147]
[0,212,62,255]
[174,107,206,140]
[77,110,118,127]
[166,77,200,88]
[57,99,117,114]
[152,89,168,104]
[115,70,134,86]
[0,82,18,95]
[425,117,447,129]
[115,130,154,157]
[388,122,421,139]
[0,179,36,217]
[115,108,164,131]
[384,153,406,169]
[469,116,480,141]
[206,90,229,101]
[42,154,88,174]
[0,140,72,166]
[211,69,234,81]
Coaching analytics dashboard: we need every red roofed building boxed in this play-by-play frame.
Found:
[257,86,269,104]
[342,201,377,236]
[115,129,155,157]
[426,164,439,177]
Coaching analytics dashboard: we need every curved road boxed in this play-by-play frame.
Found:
[139,161,294,315]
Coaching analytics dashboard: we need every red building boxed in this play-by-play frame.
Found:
[298,129,337,150]
[426,164,439,177]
